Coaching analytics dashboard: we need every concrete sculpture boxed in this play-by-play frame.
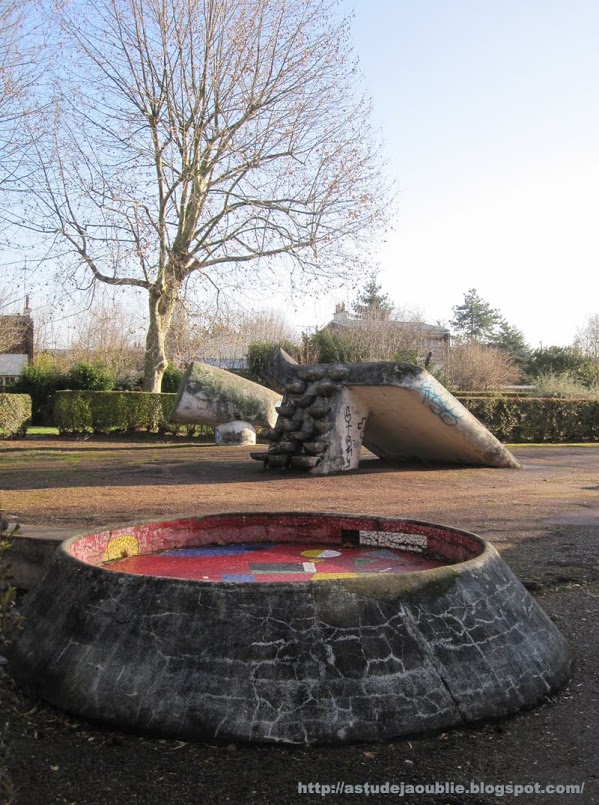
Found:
[251,349,520,472]
[9,513,570,744]
[171,361,281,445]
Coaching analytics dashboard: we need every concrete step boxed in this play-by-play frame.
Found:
[4,525,78,590]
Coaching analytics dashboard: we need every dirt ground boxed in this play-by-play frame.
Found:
[1,436,598,804]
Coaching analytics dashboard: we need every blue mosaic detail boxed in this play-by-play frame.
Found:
[164,544,274,557]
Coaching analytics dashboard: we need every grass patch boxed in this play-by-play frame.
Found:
[27,426,60,436]
[506,442,599,448]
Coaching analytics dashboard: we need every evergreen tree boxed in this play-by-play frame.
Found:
[450,289,502,341]
[352,275,393,320]
[490,319,531,368]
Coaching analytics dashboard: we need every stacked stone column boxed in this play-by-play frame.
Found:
[251,364,355,472]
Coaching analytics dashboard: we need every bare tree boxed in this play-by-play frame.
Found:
[444,341,520,391]
[167,303,297,367]
[574,314,599,361]
[16,0,390,391]
[312,305,435,364]
[68,298,146,379]
[0,0,43,183]
[0,0,27,172]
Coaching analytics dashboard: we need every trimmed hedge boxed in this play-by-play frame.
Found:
[457,396,599,443]
[0,394,32,438]
[51,391,599,442]
[54,391,210,436]
[455,391,531,398]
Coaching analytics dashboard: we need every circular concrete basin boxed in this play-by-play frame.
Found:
[10,513,571,744]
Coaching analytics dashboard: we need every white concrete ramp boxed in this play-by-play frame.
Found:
[251,350,520,473]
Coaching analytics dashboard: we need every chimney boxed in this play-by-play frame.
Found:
[333,302,348,323]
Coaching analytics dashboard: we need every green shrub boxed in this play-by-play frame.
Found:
[309,329,366,364]
[532,371,599,400]
[13,359,114,424]
[392,347,420,365]
[0,394,32,438]
[52,390,211,436]
[161,364,184,393]
[113,372,144,391]
[525,347,599,386]
[13,355,61,425]
[65,362,115,391]
[247,340,300,390]
[458,395,599,442]
[54,392,93,434]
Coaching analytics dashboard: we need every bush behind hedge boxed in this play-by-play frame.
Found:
[457,396,599,442]
[0,394,32,438]
[54,390,210,436]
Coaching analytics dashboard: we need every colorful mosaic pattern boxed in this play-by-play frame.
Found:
[104,543,444,583]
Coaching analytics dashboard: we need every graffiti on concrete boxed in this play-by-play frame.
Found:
[418,378,465,426]
[343,405,368,470]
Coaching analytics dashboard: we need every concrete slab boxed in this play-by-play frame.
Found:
[171,362,281,429]
[251,350,520,473]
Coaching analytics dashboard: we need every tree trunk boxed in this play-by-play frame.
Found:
[143,285,177,392]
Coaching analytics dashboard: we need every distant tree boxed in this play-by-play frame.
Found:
[450,289,502,342]
[489,319,531,368]
[525,346,599,387]
[351,275,394,320]
[195,308,297,367]
[574,314,599,360]
[68,300,145,380]
[311,307,429,365]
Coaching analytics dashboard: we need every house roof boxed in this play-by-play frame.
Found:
[324,315,450,337]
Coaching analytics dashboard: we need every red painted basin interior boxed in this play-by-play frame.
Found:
[67,513,484,583]
[104,543,445,582]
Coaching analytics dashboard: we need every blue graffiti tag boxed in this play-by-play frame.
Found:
[419,379,464,426]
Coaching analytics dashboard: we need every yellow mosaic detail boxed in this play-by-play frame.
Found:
[104,535,140,562]
[301,549,341,559]
[311,572,358,580]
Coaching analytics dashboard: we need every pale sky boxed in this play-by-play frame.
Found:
[295,0,599,347]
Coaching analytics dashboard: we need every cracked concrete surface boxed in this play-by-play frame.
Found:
[9,517,570,744]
